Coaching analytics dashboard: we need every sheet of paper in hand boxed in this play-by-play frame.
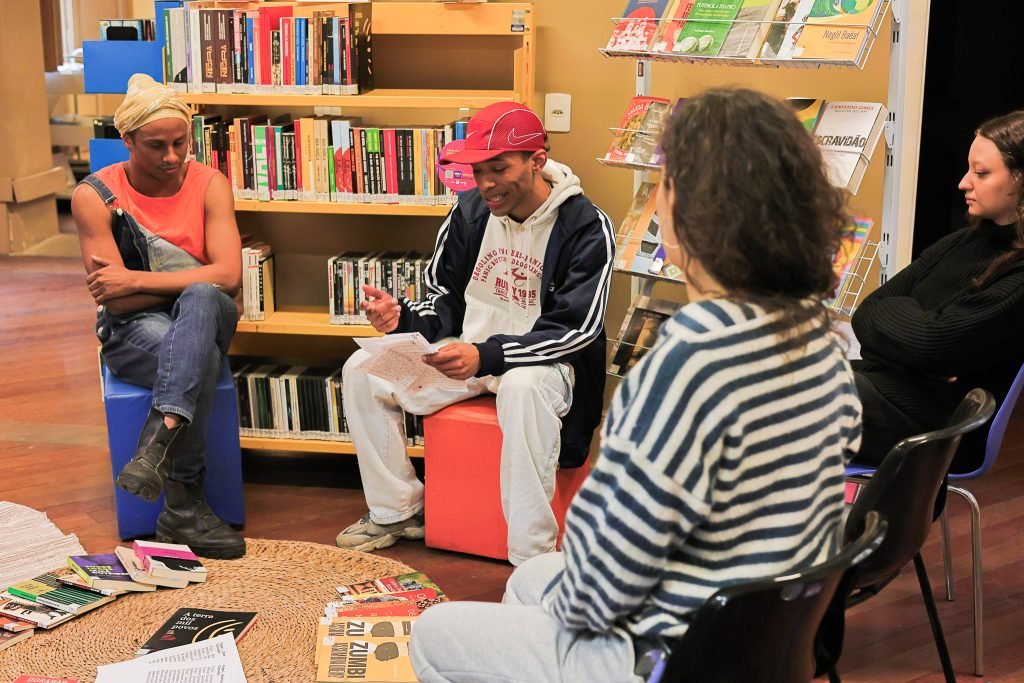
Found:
[355,333,468,393]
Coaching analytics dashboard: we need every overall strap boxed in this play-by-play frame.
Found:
[79,173,118,208]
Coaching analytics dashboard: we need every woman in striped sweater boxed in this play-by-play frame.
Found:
[410,88,863,683]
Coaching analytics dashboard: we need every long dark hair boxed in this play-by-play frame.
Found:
[972,110,1024,288]
[660,88,850,332]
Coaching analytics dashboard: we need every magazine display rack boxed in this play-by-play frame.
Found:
[602,0,922,383]
[601,0,892,70]
[172,1,535,457]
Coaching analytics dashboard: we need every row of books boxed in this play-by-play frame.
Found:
[233,362,426,444]
[162,3,372,95]
[241,239,274,322]
[606,0,886,65]
[0,542,206,651]
[330,251,433,326]
[603,94,887,194]
[316,571,445,683]
[193,113,465,205]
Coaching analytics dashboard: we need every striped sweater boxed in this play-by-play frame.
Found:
[542,299,862,640]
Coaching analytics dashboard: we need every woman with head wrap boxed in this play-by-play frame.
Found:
[71,73,245,559]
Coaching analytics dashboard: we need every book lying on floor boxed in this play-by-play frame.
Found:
[6,572,115,615]
[326,598,424,619]
[11,676,78,683]
[0,614,35,632]
[136,608,258,656]
[67,553,156,592]
[315,617,417,683]
[50,566,125,597]
[132,541,207,583]
[0,596,74,629]
[0,626,33,652]
[113,547,189,589]
[336,572,445,599]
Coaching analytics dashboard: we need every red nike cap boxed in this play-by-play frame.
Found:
[438,101,547,166]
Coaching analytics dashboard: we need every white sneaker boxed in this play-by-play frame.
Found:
[335,513,425,552]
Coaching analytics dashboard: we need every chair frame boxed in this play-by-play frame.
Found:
[648,512,886,683]
[841,388,996,681]
[938,360,1024,676]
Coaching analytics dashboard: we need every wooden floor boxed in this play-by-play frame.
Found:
[2,254,1022,682]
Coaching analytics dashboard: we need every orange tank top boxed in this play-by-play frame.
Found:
[95,161,218,264]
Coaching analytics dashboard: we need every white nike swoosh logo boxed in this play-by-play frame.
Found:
[507,128,543,145]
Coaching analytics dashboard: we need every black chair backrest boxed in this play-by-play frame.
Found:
[844,388,996,590]
[658,512,886,683]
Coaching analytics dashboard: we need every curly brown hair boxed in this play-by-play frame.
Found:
[660,87,850,331]
[971,110,1024,288]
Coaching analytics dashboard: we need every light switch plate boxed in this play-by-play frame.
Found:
[544,93,572,133]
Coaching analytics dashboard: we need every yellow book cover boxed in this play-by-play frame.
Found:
[316,617,416,683]
[791,0,883,63]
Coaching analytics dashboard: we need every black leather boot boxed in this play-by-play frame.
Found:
[156,479,246,559]
[116,408,187,503]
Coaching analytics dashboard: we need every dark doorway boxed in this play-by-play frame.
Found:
[913,1,1024,256]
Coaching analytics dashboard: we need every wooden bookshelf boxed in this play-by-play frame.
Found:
[235,311,380,337]
[240,436,424,458]
[182,89,521,110]
[233,199,453,216]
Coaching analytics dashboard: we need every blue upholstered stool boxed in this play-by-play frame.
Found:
[103,362,246,540]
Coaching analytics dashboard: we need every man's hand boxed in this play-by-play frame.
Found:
[423,342,481,380]
[86,255,139,303]
[361,284,402,334]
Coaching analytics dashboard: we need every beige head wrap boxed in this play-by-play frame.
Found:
[113,73,192,137]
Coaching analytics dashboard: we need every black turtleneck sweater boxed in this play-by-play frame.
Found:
[852,220,1024,433]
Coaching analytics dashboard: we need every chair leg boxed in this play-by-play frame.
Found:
[950,484,984,677]
[940,505,955,602]
[913,553,956,683]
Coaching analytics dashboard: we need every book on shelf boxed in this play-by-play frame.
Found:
[67,553,156,593]
[668,0,742,56]
[0,626,33,652]
[758,0,814,59]
[609,296,678,377]
[113,546,189,589]
[787,98,886,193]
[826,215,873,309]
[606,0,674,53]
[814,101,886,194]
[6,571,116,615]
[614,181,658,272]
[136,607,258,656]
[161,3,373,95]
[315,616,417,683]
[650,0,695,53]
[604,96,672,166]
[790,0,885,64]
[132,541,208,583]
[241,239,275,322]
[717,0,785,59]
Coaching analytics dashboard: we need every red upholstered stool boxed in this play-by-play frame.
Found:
[423,396,590,560]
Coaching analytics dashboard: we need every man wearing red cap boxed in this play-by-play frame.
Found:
[336,101,614,565]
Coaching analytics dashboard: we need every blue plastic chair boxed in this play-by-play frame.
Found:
[940,361,1024,677]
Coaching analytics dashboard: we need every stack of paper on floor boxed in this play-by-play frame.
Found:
[96,632,246,682]
[0,503,86,589]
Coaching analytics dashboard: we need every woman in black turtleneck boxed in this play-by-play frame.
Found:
[852,110,1024,469]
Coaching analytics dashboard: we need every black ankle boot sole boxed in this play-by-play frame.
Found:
[116,471,162,503]
[155,528,247,560]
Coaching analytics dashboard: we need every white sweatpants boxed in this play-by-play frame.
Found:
[341,341,574,565]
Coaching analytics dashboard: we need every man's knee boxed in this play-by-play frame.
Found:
[410,603,456,681]
[504,552,565,606]
[179,283,236,320]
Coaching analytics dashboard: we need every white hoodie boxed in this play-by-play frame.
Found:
[461,159,584,344]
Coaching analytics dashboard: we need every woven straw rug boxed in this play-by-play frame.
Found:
[0,539,417,683]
